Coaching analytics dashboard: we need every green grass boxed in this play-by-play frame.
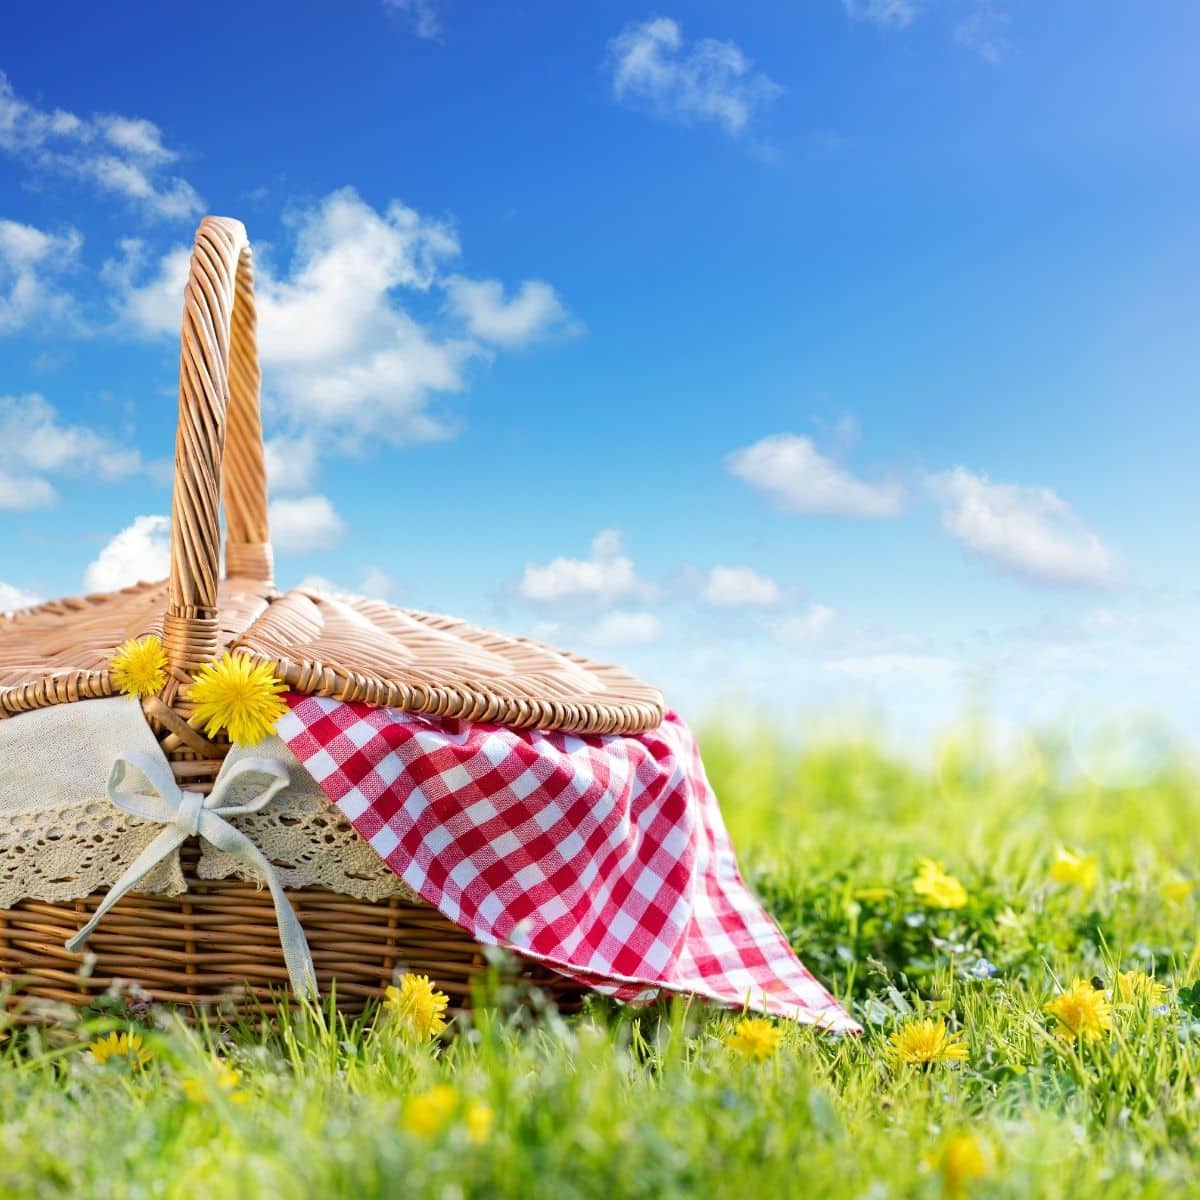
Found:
[4,720,1200,1198]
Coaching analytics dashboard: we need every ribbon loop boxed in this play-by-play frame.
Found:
[65,752,318,999]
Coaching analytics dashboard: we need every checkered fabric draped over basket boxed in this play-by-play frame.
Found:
[279,694,861,1033]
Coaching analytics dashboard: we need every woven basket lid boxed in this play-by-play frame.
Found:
[0,219,663,737]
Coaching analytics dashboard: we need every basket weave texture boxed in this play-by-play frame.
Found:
[0,216,662,1015]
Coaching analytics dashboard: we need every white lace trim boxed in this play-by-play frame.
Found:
[0,702,410,907]
[0,799,186,906]
[197,793,412,901]
[0,792,411,908]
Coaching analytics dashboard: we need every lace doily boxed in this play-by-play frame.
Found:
[0,800,184,907]
[198,789,412,901]
[0,699,410,907]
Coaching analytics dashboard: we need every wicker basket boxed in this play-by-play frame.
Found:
[0,216,663,1017]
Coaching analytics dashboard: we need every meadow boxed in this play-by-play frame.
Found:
[2,717,1198,1199]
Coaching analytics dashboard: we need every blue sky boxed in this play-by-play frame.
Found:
[1,0,1197,753]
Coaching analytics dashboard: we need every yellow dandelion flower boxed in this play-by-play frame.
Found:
[1113,970,1168,1007]
[182,1058,247,1104]
[464,1098,494,1145]
[89,1031,152,1070]
[724,1017,786,1061]
[928,1131,992,1200]
[402,1083,460,1138]
[187,652,286,746]
[1049,847,1098,892]
[384,973,450,1038]
[1160,878,1194,906]
[853,887,892,903]
[887,1017,969,1067]
[1044,977,1113,1042]
[110,635,167,698]
[912,859,968,910]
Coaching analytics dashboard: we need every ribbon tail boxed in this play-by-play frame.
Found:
[202,818,318,999]
[65,826,188,955]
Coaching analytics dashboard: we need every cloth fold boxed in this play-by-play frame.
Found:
[278,694,860,1033]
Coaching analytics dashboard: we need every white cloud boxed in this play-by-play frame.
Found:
[0,218,83,332]
[110,188,575,455]
[0,72,202,221]
[297,564,401,603]
[701,564,784,607]
[586,610,664,647]
[252,190,466,448]
[928,467,1117,588]
[263,434,320,495]
[84,514,170,592]
[607,16,782,138]
[0,474,55,509]
[268,494,346,553]
[726,433,904,517]
[383,0,441,39]
[841,0,921,29]
[444,276,578,347]
[954,0,1009,63]
[97,115,175,163]
[771,603,838,643]
[518,530,658,604]
[103,238,189,336]
[358,564,400,601]
[841,0,1010,60]
[0,581,41,613]
[0,393,143,508]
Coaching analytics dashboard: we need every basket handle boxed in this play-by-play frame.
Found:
[164,216,272,675]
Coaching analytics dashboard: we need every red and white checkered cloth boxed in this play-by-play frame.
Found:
[278,694,860,1033]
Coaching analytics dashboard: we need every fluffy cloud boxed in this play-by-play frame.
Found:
[840,0,920,29]
[0,218,83,333]
[953,1,1009,63]
[268,495,346,554]
[606,16,782,138]
[110,188,574,453]
[726,433,904,518]
[250,189,468,450]
[444,276,578,347]
[0,72,202,221]
[0,393,143,509]
[701,564,784,607]
[382,0,441,39]
[0,581,41,613]
[263,434,320,495]
[928,467,1116,588]
[518,530,658,604]
[841,0,1009,61]
[84,514,170,592]
[297,564,400,602]
[586,610,664,647]
[103,239,190,336]
[771,603,838,643]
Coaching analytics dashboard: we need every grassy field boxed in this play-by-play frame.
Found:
[3,719,1199,1198]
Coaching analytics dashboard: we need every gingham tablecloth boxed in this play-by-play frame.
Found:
[278,694,860,1033]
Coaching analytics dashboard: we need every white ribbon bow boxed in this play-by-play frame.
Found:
[66,751,318,999]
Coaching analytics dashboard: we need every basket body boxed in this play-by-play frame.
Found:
[0,217,660,1017]
[0,858,583,1017]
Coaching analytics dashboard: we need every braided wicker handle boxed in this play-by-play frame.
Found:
[165,217,272,674]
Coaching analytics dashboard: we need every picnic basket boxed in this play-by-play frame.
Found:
[0,216,664,1017]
